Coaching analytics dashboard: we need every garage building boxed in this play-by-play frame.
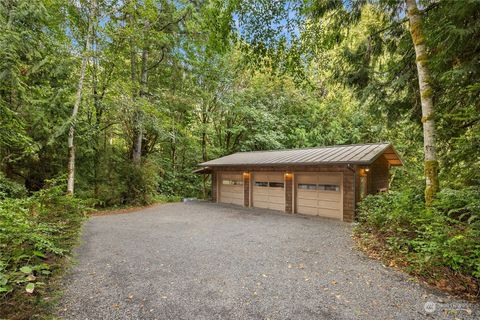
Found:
[195,143,402,222]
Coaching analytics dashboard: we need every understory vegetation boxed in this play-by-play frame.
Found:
[0,177,88,318]
[1,0,479,317]
[355,187,480,298]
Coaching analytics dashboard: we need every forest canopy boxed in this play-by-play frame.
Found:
[1,0,478,204]
[1,0,478,203]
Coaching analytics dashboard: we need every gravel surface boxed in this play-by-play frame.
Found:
[58,202,479,320]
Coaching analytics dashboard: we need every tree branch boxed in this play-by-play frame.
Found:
[146,46,166,71]
[368,1,441,39]
[158,10,189,32]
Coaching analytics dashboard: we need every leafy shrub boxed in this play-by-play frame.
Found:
[356,187,425,232]
[154,194,183,203]
[157,169,204,199]
[119,160,159,206]
[428,187,480,278]
[355,186,480,292]
[0,177,88,318]
[0,172,27,199]
[432,186,480,223]
[88,158,193,207]
[90,159,161,207]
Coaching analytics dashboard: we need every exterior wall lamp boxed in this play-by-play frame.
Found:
[359,167,370,176]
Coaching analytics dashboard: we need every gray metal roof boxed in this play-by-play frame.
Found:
[199,143,402,167]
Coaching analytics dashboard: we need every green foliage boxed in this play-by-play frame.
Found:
[158,169,203,198]
[154,194,183,203]
[0,178,88,318]
[0,0,75,192]
[432,187,480,223]
[0,172,26,199]
[356,186,480,282]
[4,0,476,209]
[120,161,160,206]
[356,187,425,231]
[85,158,162,207]
[426,0,480,187]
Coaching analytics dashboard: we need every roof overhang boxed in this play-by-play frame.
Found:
[197,143,403,168]
[193,167,212,174]
[376,145,403,166]
[198,161,382,167]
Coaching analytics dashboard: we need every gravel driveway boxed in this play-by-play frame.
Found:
[59,202,479,320]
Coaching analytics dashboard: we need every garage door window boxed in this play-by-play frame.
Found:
[318,184,340,192]
[298,183,317,190]
[255,181,268,187]
[268,182,284,188]
[223,179,243,185]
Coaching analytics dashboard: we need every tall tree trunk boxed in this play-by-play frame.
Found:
[201,130,207,162]
[201,114,208,199]
[131,14,151,165]
[67,0,95,195]
[132,114,143,164]
[406,0,439,205]
[132,47,148,164]
[128,4,142,164]
[171,112,176,175]
[139,48,148,98]
[92,18,101,198]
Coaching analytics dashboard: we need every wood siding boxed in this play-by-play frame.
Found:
[368,155,390,194]
[354,155,391,205]
[343,170,355,222]
[285,173,293,213]
[244,173,250,207]
[211,172,217,203]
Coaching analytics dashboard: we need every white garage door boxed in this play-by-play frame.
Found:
[219,173,244,206]
[252,172,284,211]
[296,173,342,219]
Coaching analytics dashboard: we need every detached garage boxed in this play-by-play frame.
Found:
[195,143,402,222]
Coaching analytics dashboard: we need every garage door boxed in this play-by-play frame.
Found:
[296,173,342,219]
[219,173,244,206]
[252,172,284,211]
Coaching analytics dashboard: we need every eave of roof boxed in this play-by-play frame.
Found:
[193,167,212,174]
